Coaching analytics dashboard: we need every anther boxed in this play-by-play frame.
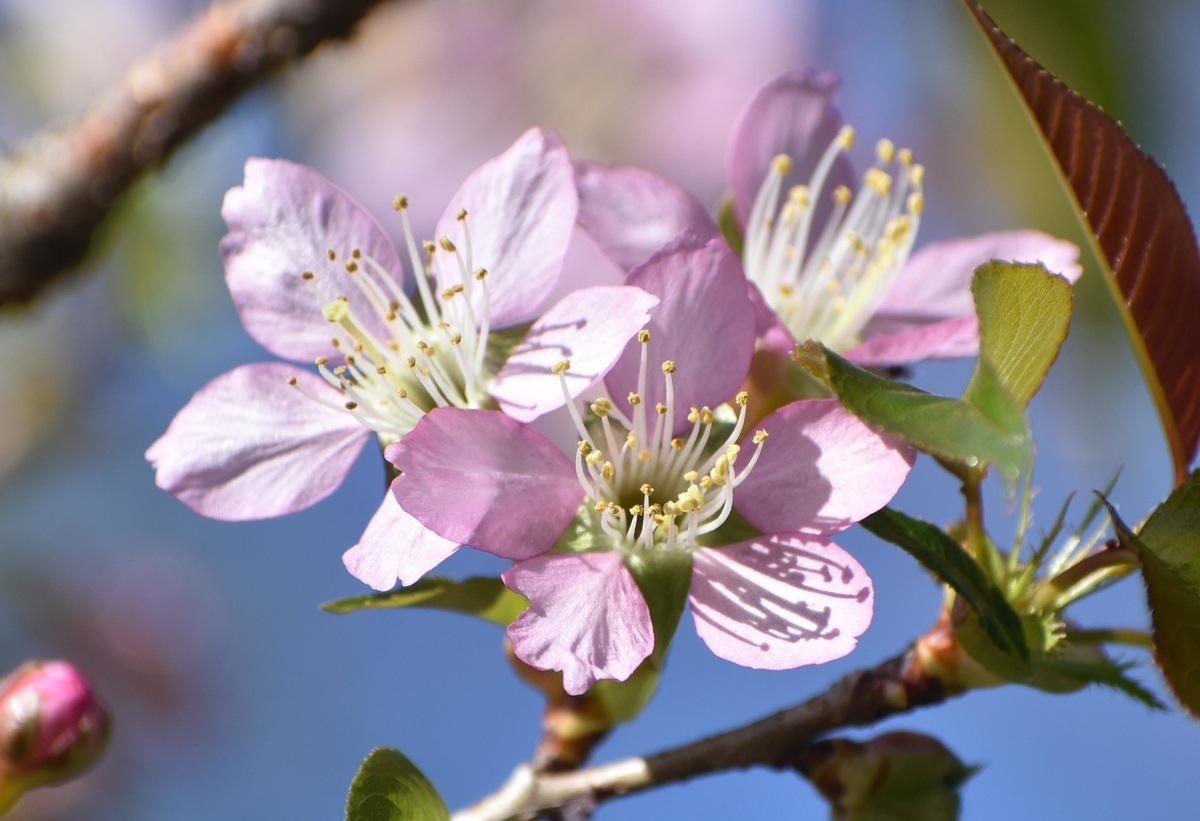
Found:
[301,271,314,280]
[688,407,699,423]
[376,366,387,375]
[423,240,437,255]
[789,185,810,207]
[449,333,463,345]
[833,185,852,204]
[898,148,913,165]
[864,168,892,195]
[628,392,642,406]
[837,125,856,149]
[656,403,668,415]
[700,407,714,424]
[345,261,359,273]
[591,398,612,417]
[474,268,488,281]
[346,354,358,365]
[578,440,594,456]
[910,164,925,187]
[601,462,615,481]
[684,470,699,482]
[326,249,337,261]
[286,376,298,386]
[397,388,408,398]
[671,437,685,450]
[585,450,604,465]
[770,154,793,177]
[735,391,749,407]
[406,357,417,368]
[439,236,457,253]
[640,483,654,496]
[456,208,468,221]
[629,505,644,516]
[345,401,359,410]
[637,330,651,344]
[315,356,328,365]
[875,138,895,164]
[595,501,608,513]
[661,360,676,374]
[333,365,348,375]
[908,193,925,215]
[393,195,408,210]
[638,450,652,461]
[351,248,362,260]
[552,360,571,374]
[753,429,769,444]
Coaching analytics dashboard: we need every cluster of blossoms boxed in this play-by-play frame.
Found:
[148,68,1080,694]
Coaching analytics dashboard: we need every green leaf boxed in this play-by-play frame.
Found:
[861,508,1028,663]
[716,194,745,258]
[1106,472,1200,715]
[798,343,1029,477]
[345,747,449,821]
[1032,656,1165,710]
[322,577,528,627]
[969,260,1073,407]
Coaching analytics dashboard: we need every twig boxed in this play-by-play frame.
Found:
[452,645,955,821]
[0,0,396,306]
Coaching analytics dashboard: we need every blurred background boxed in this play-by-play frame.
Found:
[0,0,1197,817]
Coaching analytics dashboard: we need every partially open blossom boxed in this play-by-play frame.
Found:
[577,68,1082,366]
[146,128,657,591]
[0,661,109,809]
[389,235,914,694]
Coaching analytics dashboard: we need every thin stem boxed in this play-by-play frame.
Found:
[962,468,986,564]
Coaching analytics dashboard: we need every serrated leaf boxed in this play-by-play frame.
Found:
[1105,473,1200,715]
[862,508,1028,663]
[322,577,527,627]
[963,0,1200,484]
[1033,656,1165,710]
[346,747,449,821]
[800,343,1029,477]
[970,260,1073,407]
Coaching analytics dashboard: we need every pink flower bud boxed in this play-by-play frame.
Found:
[0,661,109,799]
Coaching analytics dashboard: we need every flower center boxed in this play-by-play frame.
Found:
[743,126,925,351]
[287,199,494,440]
[557,332,768,553]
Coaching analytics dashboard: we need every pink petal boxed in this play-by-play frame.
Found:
[146,363,371,520]
[876,230,1082,325]
[504,552,653,695]
[342,482,460,591]
[844,315,980,367]
[490,286,660,422]
[388,408,583,559]
[604,233,757,432]
[735,399,914,536]
[222,158,402,362]
[727,68,856,232]
[574,161,719,272]
[434,128,578,328]
[690,535,873,669]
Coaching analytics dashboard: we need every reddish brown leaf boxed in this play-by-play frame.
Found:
[963,0,1200,486]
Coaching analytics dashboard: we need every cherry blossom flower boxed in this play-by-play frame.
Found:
[388,235,914,694]
[146,129,657,590]
[576,69,1082,365]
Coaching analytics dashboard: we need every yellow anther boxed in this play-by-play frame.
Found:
[864,167,892,195]
[725,444,741,462]
[671,437,685,450]
[456,208,467,221]
[386,339,400,351]
[780,283,795,296]
[322,300,350,322]
[449,333,463,345]
[439,236,457,253]
[331,338,341,348]
[376,366,387,375]
[648,504,662,517]
[416,341,430,352]
[710,456,730,486]
[441,289,456,301]
[898,148,913,165]
[315,356,328,366]
[474,268,488,281]
[638,450,652,461]
[405,356,417,367]
[735,391,749,407]
[591,398,612,417]
[345,261,359,273]
[326,249,337,261]
[301,271,314,280]
[601,462,615,481]
[687,407,699,423]
[833,184,852,204]
[637,329,651,343]
[640,483,654,496]
[351,248,362,260]
[393,194,408,210]
[825,279,841,294]
[626,431,638,447]
[753,429,769,444]
[397,388,408,399]
[585,449,604,465]
[699,475,713,490]
[770,154,794,177]
[345,401,358,410]
[683,470,699,482]
[661,360,676,375]
[595,501,608,513]
[910,164,925,187]
[875,138,895,164]
[552,359,571,374]
[789,185,810,207]
[837,125,856,149]
[353,342,364,354]
[887,215,913,239]
[423,240,437,255]
[628,392,642,406]
[578,440,594,456]
[663,501,681,517]
[630,505,644,516]
[700,407,714,425]
[656,403,668,415]
[907,192,925,215]
[286,376,298,386]
[421,368,431,377]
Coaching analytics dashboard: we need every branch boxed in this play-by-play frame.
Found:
[0,0,396,306]
[453,644,956,821]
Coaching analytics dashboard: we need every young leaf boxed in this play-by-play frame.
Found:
[963,0,1200,485]
[321,577,528,627]
[798,343,1029,477]
[862,508,1029,663]
[970,260,1073,406]
[1032,657,1165,710]
[1105,473,1200,715]
[346,747,450,821]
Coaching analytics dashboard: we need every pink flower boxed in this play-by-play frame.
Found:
[576,69,1082,365]
[388,236,915,694]
[146,128,658,591]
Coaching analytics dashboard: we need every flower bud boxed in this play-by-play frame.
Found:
[0,661,109,808]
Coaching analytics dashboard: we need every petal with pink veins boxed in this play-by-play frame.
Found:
[342,482,460,591]
[388,408,583,559]
[146,363,371,520]
[434,128,578,327]
[491,286,660,422]
[690,534,873,669]
[574,161,719,272]
[735,399,914,536]
[728,68,857,236]
[844,315,980,366]
[222,158,403,362]
[874,230,1082,327]
[504,552,653,695]
[604,234,757,432]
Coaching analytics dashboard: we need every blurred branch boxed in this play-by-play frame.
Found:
[452,645,954,821]
[0,0,395,306]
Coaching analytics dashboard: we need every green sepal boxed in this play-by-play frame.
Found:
[345,747,449,821]
[321,577,528,627]
[1031,654,1164,709]
[717,193,745,258]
